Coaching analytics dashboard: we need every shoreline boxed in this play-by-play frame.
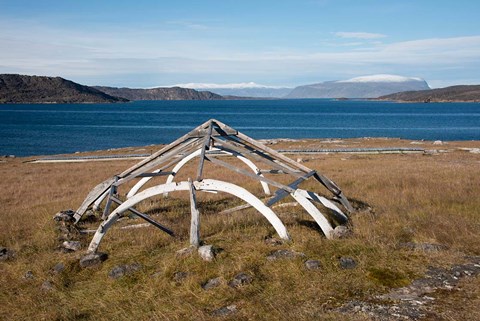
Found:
[4,137,480,160]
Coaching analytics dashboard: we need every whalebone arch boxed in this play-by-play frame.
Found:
[69,119,353,255]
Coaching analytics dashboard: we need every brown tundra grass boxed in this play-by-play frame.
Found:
[0,138,479,320]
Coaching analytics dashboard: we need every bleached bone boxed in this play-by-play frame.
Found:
[291,189,334,239]
[126,148,270,198]
[88,179,289,253]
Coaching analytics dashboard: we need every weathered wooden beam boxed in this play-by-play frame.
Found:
[110,196,174,236]
[235,131,314,173]
[196,120,213,181]
[135,171,174,178]
[74,176,116,223]
[207,156,295,193]
[119,119,213,178]
[115,138,203,187]
[188,126,237,138]
[212,136,304,178]
[265,171,316,207]
[188,179,200,247]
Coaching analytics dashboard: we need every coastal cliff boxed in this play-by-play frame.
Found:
[377,85,480,102]
[94,86,224,101]
[0,74,128,103]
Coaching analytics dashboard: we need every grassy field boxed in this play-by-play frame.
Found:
[1,138,479,320]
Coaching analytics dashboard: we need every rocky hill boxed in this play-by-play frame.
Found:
[286,74,430,99]
[0,74,128,103]
[377,85,480,102]
[94,86,224,101]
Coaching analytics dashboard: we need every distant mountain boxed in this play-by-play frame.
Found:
[286,74,430,99]
[174,82,293,98]
[0,74,128,103]
[94,86,224,101]
[377,85,480,102]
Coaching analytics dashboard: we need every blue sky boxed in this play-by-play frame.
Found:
[1,0,479,88]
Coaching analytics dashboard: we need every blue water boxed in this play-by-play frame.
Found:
[1,100,479,156]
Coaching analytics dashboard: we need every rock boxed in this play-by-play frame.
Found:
[176,246,195,258]
[23,270,35,280]
[304,259,322,270]
[266,249,306,261]
[62,241,82,252]
[338,257,480,320]
[198,245,215,261]
[211,305,237,317]
[339,257,357,269]
[173,271,189,282]
[228,272,253,288]
[108,263,142,279]
[41,280,54,291]
[398,242,447,252]
[79,252,108,268]
[53,210,75,223]
[433,140,443,145]
[51,262,65,274]
[202,277,222,290]
[331,226,351,239]
[0,247,15,261]
[264,237,283,246]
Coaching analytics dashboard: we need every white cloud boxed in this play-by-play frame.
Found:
[334,32,387,39]
[0,16,479,87]
[173,82,286,89]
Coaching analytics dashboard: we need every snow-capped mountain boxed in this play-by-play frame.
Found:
[174,82,293,98]
[286,74,430,99]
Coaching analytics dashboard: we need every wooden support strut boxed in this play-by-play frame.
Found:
[109,196,174,236]
[102,176,118,220]
[265,171,316,207]
[211,136,304,178]
[206,156,295,193]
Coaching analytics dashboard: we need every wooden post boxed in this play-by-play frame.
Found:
[188,179,200,247]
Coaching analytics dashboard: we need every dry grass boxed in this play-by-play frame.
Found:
[0,138,479,320]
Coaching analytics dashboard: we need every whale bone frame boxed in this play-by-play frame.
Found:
[69,119,353,254]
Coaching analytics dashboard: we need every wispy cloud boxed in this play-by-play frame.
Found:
[333,32,387,39]
[165,20,209,30]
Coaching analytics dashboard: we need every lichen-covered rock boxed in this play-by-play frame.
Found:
[331,226,351,239]
[173,271,189,283]
[79,252,108,268]
[198,245,215,261]
[228,272,253,288]
[339,257,357,269]
[41,280,54,291]
[23,270,34,280]
[266,249,305,261]
[108,263,142,279]
[211,305,237,317]
[202,277,222,290]
[62,241,82,252]
[51,262,65,274]
[304,259,322,270]
[53,210,75,223]
[0,247,15,261]
[264,237,283,246]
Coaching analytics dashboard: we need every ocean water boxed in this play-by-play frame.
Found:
[0,99,479,156]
